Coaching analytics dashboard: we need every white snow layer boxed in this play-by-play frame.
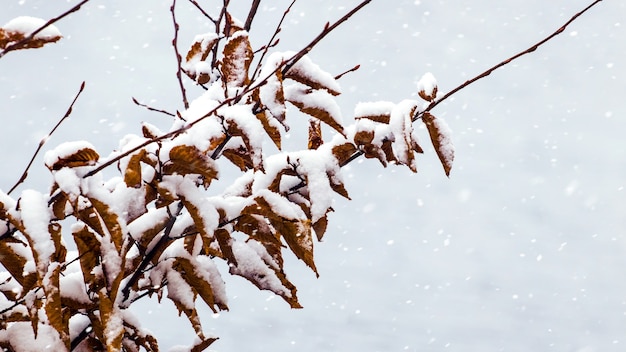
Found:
[2,16,62,38]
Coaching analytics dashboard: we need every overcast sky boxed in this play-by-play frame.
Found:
[2,1,626,351]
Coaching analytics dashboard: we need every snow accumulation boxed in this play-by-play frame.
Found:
[2,16,62,39]
[416,72,437,98]
[43,140,97,169]
[19,190,54,275]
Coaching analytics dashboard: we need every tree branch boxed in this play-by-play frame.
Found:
[413,0,603,121]
[170,0,189,109]
[282,0,371,74]
[244,0,262,31]
[7,81,86,195]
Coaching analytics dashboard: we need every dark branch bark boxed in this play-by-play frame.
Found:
[7,81,86,195]
[413,0,603,121]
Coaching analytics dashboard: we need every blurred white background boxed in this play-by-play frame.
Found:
[2,1,625,351]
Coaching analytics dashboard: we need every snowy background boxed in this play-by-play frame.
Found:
[2,0,625,351]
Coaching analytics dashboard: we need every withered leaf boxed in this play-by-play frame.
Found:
[221,31,253,87]
[286,86,345,136]
[331,142,358,166]
[47,147,99,171]
[165,145,219,187]
[422,112,454,177]
[308,119,323,150]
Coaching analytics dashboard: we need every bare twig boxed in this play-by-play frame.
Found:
[7,81,86,195]
[187,0,217,23]
[413,0,603,121]
[335,64,360,80]
[170,0,189,109]
[132,97,176,117]
[0,0,91,59]
[282,0,371,74]
[250,0,297,81]
[244,0,262,31]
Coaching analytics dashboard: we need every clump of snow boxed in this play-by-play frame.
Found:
[354,101,395,119]
[416,72,438,99]
[44,140,98,169]
[2,16,62,39]
[19,190,54,275]
[229,240,291,297]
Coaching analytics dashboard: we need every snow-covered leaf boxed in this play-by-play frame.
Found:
[284,54,341,96]
[0,16,62,51]
[44,141,99,171]
[184,33,219,84]
[229,239,302,309]
[164,145,219,188]
[422,112,454,176]
[417,72,438,102]
[285,85,345,136]
[221,31,252,87]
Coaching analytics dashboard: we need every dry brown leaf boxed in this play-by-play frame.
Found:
[174,257,229,313]
[165,145,219,187]
[422,112,454,177]
[47,147,99,171]
[72,224,101,290]
[98,290,124,352]
[0,27,61,51]
[286,88,345,136]
[184,34,218,84]
[308,119,323,150]
[123,149,147,188]
[331,142,358,166]
[221,31,253,87]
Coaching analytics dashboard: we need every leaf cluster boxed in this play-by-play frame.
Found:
[0,1,453,350]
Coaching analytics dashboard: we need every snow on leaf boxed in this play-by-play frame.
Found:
[221,31,253,87]
[164,144,219,188]
[72,224,101,291]
[389,100,419,172]
[0,16,62,50]
[283,52,341,96]
[417,72,438,102]
[19,190,54,278]
[229,240,302,308]
[42,263,68,348]
[258,66,288,127]
[0,240,34,290]
[98,289,124,351]
[183,33,219,84]
[354,101,395,124]
[173,256,228,313]
[422,112,455,176]
[222,104,267,170]
[331,142,358,166]
[44,141,99,171]
[284,85,345,136]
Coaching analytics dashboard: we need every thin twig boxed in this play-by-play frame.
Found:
[282,0,371,74]
[171,0,189,109]
[413,0,603,121]
[250,0,297,81]
[0,0,91,59]
[132,97,176,117]
[7,81,86,195]
[244,0,262,31]
[335,64,360,80]
[187,0,217,23]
